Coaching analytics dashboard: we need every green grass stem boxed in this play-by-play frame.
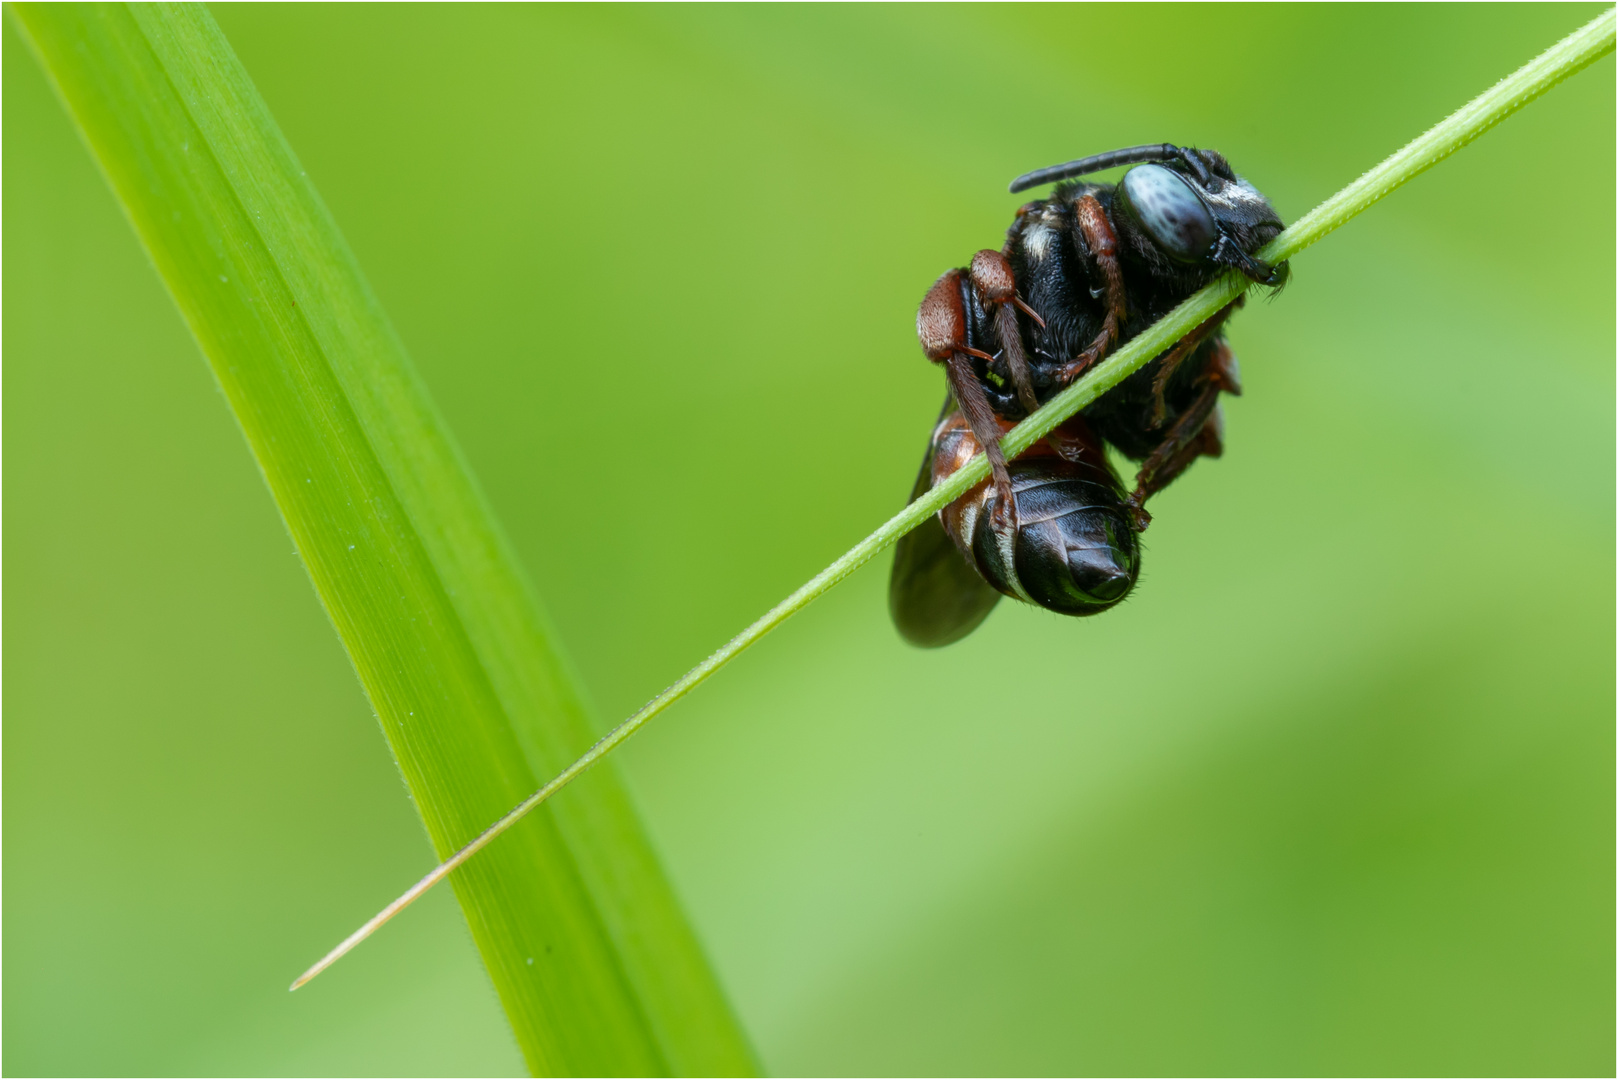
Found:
[296,4,1615,984]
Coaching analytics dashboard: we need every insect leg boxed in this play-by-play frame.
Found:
[968,250,1041,415]
[1054,195,1127,386]
[1203,337,1242,395]
[1148,299,1242,427]
[943,352,1016,529]
[917,269,1017,527]
[1211,233,1285,285]
[1123,380,1224,531]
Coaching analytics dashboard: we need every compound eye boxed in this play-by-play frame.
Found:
[1117,164,1216,264]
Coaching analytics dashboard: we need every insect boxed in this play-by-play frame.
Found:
[891,144,1288,647]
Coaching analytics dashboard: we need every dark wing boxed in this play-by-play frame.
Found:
[888,443,1000,648]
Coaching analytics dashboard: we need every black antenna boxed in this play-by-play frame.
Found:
[1009,143,1207,193]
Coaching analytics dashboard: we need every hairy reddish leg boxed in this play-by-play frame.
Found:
[1054,194,1128,386]
[917,269,1017,529]
[968,249,1043,416]
[1124,339,1244,531]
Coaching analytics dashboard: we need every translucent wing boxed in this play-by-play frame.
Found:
[888,435,1000,648]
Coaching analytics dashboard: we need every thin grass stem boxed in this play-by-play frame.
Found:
[293,7,1615,991]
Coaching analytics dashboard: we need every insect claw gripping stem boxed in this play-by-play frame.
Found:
[292,9,1614,988]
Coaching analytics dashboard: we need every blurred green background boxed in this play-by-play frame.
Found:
[6,4,1612,1075]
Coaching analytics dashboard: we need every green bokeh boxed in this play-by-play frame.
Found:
[5,5,1611,1075]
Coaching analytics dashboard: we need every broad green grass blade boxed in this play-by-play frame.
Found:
[10,4,756,1075]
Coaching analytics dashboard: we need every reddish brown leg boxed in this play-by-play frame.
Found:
[1123,383,1223,531]
[1204,338,1243,395]
[943,352,1016,529]
[969,250,1041,416]
[1124,411,1225,532]
[1126,338,1244,528]
[1147,299,1242,428]
[917,268,1017,528]
[1054,195,1128,386]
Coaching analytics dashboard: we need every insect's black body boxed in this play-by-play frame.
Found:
[889,404,1138,648]
[894,144,1286,647]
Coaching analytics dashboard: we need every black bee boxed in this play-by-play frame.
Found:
[891,144,1287,647]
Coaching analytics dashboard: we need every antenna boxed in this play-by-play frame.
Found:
[1009,143,1208,193]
